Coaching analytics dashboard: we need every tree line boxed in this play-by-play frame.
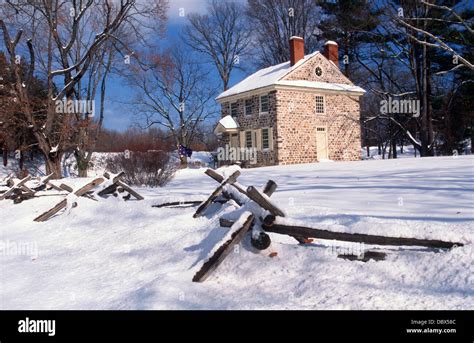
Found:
[1,0,472,178]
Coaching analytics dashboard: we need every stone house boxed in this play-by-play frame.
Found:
[214,36,365,166]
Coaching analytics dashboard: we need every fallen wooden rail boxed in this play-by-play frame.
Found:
[34,178,104,222]
[262,215,463,249]
[193,170,240,218]
[152,201,203,208]
[193,212,254,282]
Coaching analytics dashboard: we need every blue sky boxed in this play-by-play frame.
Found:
[103,0,248,131]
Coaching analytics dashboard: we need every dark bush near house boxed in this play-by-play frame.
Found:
[105,151,176,187]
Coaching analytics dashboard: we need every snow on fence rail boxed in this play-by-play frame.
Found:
[0,171,144,222]
[174,168,465,283]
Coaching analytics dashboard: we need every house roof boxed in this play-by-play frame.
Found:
[216,51,365,101]
[214,115,240,134]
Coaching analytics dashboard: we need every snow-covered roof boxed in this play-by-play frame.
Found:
[214,115,240,134]
[219,115,239,129]
[216,50,365,101]
[275,80,365,93]
[216,51,319,100]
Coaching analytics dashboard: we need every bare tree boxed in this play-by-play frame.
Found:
[393,0,473,70]
[0,0,167,178]
[127,47,218,166]
[183,0,251,91]
[246,0,323,67]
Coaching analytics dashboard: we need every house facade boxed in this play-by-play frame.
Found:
[214,37,365,167]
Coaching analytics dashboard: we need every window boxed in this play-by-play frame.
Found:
[245,131,253,148]
[230,102,238,117]
[315,96,324,114]
[262,128,270,150]
[245,99,252,116]
[315,67,323,77]
[260,94,269,114]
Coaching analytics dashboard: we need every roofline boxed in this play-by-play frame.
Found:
[216,51,322,101]
[216,83,365,103]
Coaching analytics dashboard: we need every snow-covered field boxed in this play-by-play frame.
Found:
[1,156,473,309]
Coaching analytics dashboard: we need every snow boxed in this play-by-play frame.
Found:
[216,115,239,129]
[216,48,366,100]
[0,156,473,309]
[216,51,320,100]
[275,80,365,94]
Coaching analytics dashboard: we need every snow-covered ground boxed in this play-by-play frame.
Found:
[0,156,473,309]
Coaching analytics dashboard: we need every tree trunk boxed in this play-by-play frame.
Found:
[179,155,187,168]
[45,155,62,179]
[78,166,88,177]
[2,143,7,167]
[19,150,24,170]
[366,145,370,157]
[392,139,397,159]
[75,151,89,177]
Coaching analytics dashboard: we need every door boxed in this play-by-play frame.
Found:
[230,133,239,148]
[316,127,328,160]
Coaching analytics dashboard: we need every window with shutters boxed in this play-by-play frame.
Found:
[245,131,253,148]
[315,96,325,114]
[262,128,270,150]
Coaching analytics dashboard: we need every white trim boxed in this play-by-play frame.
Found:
[244,130,253,148]
[217,82,365,104]
[244,98,252,116]
[315,125,329,160]
[229,101,239,117]
[259,93,269,115]
[261,127,271,151]
[315,95,325,115]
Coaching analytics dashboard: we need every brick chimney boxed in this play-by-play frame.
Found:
[323,41,339,68]
[289,36,304,66]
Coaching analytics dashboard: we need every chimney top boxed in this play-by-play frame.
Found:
[323,40,339,68]
[289,37,305,66]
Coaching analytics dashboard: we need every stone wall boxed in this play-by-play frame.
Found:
[217,52,363,166]
[275,90,361,164]
[219,91,278,167]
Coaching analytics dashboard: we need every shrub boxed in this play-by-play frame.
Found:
[105,151,176,187]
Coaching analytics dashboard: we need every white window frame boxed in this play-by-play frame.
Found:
[230,102,239,117]
[259,94,269,115]
[261,127,270,151]
[245,130,253,148]
[244,99,252,116]
[315,95,325,114]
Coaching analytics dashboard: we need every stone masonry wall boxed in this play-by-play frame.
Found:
[275,90,361,164]
[219,91,278,167]
[218,52,362,166]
